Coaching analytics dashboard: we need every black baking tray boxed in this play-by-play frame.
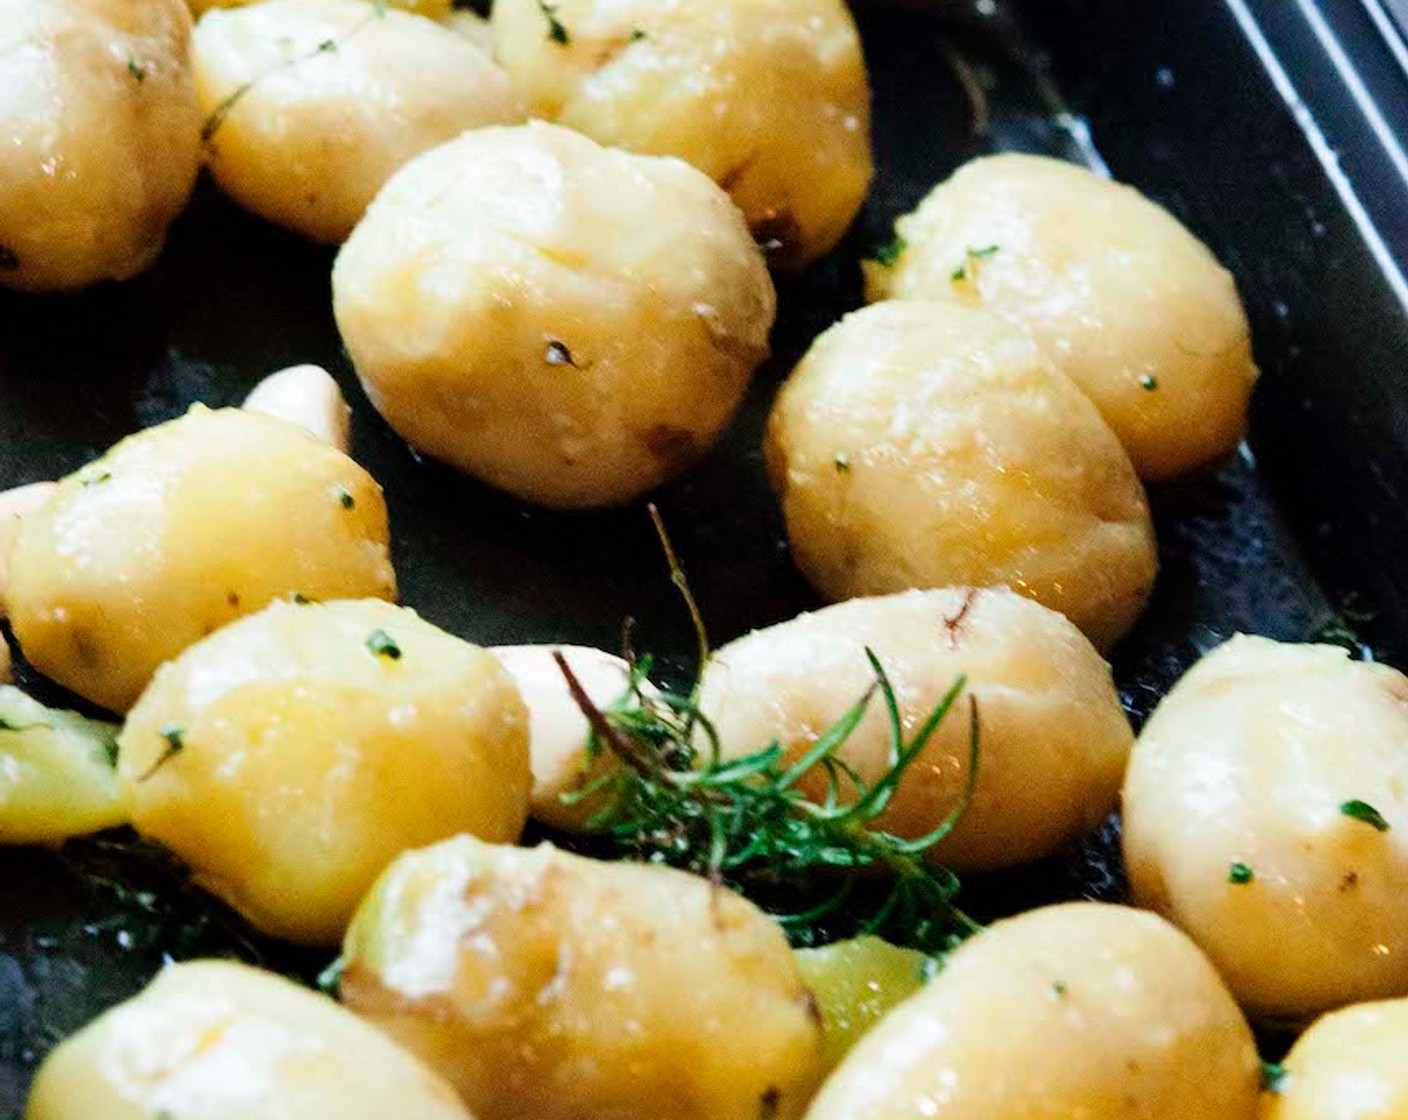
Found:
[2,0,1406,1113]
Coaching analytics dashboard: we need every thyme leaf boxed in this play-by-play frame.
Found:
[538,0,571,44]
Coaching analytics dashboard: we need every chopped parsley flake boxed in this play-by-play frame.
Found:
[127,58,147,82]
[630,28,648,42]
[1228,861,1254,884]
[951,244,1000,283]
[872,234,906,268]
[367,629,402,660]
[538,1,571,44]
[1341,799,1391,832]
[1048,980,1067,999]
[1139,374,1159,390]
[1262,1062,1288,1094]
[337,486,355,510]
[545,339,576,367]
[159,725,185,754]
[834,453,852,473]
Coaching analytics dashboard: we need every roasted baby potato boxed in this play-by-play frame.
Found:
[1124,635,1408,1023]
[341,836,823,1120]
[0,0,200,292]
[866,154,1258,480]
[195,0,524,244]
[8,406,396,714]
[700,587,1133,871]
[189,0,452,18]
[0,686,127,845]
[334,122,776,508]
[118,598,530,946]
[490,0,873,267]
[765,301,1157,649]
[806,903,1261,1120]
[1262,996,1408,1120]
[26,960,473,1120]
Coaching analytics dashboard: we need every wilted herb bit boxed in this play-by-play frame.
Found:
[833,453,852,474]
[1139,373,1159,391]
[538,0,571,44]
[872,233,907,268]
[554,648,982,955]
[366,628,402,660]
[137,725,186,781]
[1341,799,1390,832]
[545,338,577,367]
[950,244,1000,283]
[337,486,356,509]
[316,956,344,998]
[81,470,113,487]
[127,57,147,82]
[1228,860,1254,885]
[630,28,648,42]
[1261,1062,1288,1094]
[1048,980,1067,999]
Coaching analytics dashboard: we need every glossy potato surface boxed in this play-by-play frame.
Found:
[334,122,776,508]
[700,588,1132,870]
[1124,635,1408,1023]
[8,406,396,713]
[342,836,822,1120]
[119,599,530,945]
[490,0,872,267]
[1263,997,1408,1120]
[26,960,473,1120]
[806,903,1261,1120]
[195,0,524,243]
[0,0,200,292]
[866,154,1258,479]
[190,0,451,14]
[765,301,1157,649]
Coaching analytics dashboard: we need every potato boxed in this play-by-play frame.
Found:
[334,122,776,509]
[1263,997,1408,1120]
[441,8,490,49]
[806,903,1261,1120]
[490,0,872,267]
[8,406,396,714]
[794,937,929,1074]
[242,363,352,452]
[0,482,57,618]
[866,154,1258,480]
[0,0,200,292]
[489,644,638,831]
[765,301,1157,650]
[1123,635,1408,1024]
[700,588,1133,871]
[0,686,127,845]
[341,836,823,1120]
[26,960,472,1120]
[189,0,453,23]
[118,598,530,946]
[195,0,525,243]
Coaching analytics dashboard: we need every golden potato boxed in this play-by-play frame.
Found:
[806,903,1261,1120]
[0,482,57,618]
[242,363,351,451]
[26,960,472,1120]
[195,0,525,244]
[118,598,529,946]
[490,0,872,267]
[489,644,638,831]
[334,122,776,508]
[700,588,1133,871]
[0,0,200,292]
[8,406,396,714]
[794,937,929,1074]
[0,686,127,845]
[765,301,1157,649]
[441,7,490,49]
[866,154,1258,480]
[1263,997,1408,1120]
[189,0,452,19]
[1124,635,1408,1024]
[341,836,823,1120]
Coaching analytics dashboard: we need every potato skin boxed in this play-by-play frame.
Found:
[8,406,396,714]
[866,154,1258,480]
[806,903,1261,1120]
[700,588,1132,871]
[1123,635,1408,1024]
[765,301,1157,649]
[195,0,524,243]
[25,960,472,1120]
[118,599,529,945]
[341,836,822,1120]
[1263,997,1408,1120]
[0,0,200,292]
[490,0,872,267]
[334,122,776,509]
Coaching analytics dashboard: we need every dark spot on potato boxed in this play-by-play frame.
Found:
[759,1087,781,1120]
[643,425,697,467]
[227,590,241,608]
[1340,870,1360,892]
[719,150,760,193]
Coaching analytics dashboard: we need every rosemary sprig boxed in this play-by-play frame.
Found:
[554,649,982,954]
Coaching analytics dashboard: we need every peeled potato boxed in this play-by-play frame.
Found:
[118,599,529,946]
[0,482,57,618]
[342,836,822,1120]
[8,406,396,714]
[765,301,1157,649]
[242,363,351,452]
[334,122,776,508]
[490,0,872,267]
[1263,997,1408,1120]
[0,686,127,845]
[195,0,525,243]
[489,644,639,831]
[700,588,1133,871]
[806,903,1261,1120]
[866,154,1258,480]
[794,937,929,1074]
[0,0,200,292]
[188,0,454,23]
[25,960,472,1120]
[1124,635,1408,1023]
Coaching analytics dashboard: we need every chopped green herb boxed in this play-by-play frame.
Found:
[834,453,852,473]
[316,956,345,998]
[1049,980,1067,999]
[367,629,402,660]
[1228,860,1254,884]
[1139,374,1159,390]
[316,37,338,53]
[538,1,571,44]
[127,57,147,82]
[160,725,185,754]
[0,245,18,271]
[545,339,576,367]
[81,471,112,487]
[630,28,648,42]
[337,486,355,510]
[291,591,313,605]
[951,244,1000,283]
[872,233,907,268]
[1262,1062,1288,1094]
[1341,799,1391,832]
